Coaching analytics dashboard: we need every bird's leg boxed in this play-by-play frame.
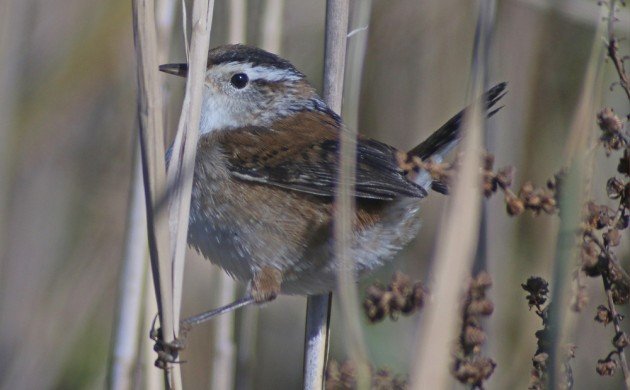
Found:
[152,267,283,367]
[181,266,282,327]
[152,297,256,367]
[181,295,256,327]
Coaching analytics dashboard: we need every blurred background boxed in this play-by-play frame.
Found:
[0,0,628,389]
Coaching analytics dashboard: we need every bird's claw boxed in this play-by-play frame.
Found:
[150,315,192,368]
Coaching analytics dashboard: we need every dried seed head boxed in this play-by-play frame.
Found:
[483,153,495,171]
[464,325,487,347]
[606,177,625,199]
[613,332,630,349]
[585,202,614,229]
[583,254,606,278]
[467,299,495,316]
[580,241,600,271]
[533,352,548,367]
[522,277,550,308]
[542,193,557,211]
[617,212,629,230]
[597,108,627,153]
[612,283,630,305]
[506,194,525,216]
[364,272,427,322]
[482,171,497,198]
[603,229,621,247]
[519,182,535,198]
[596,357,618,376]
[595,304,613,326]
[496,166,515,189]
[372,369,407,390]
[597,107,623,133]
[452,356,496,386]
[472,271,492,289]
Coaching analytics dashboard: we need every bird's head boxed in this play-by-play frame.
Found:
[160,44,321,134]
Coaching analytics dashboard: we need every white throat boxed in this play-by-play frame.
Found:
[199,87,240,134]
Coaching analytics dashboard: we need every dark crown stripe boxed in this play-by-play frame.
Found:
[208,44,302,76]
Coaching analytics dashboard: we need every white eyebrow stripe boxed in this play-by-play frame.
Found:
[210,62,302,82]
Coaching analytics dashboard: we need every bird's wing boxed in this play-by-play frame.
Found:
[216,109,427,201]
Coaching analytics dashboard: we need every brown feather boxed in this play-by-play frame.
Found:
[216,110,427,200]
[190,134,392,287]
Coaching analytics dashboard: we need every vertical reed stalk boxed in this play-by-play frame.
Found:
[259,0,284,54]
[166,1,215,341]
[303,1,349,389]
[410,1,494,388]
[142,269,164,390]
[335,0,372,388]
[112,0,178,381]
[547,7,606,387]
[108,147,149,390]
[131,0,178,386]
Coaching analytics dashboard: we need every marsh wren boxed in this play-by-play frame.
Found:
[160,44,505,319]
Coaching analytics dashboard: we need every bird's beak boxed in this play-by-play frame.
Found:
[159,63,188,77]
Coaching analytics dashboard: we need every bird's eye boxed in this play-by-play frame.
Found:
[230,73,249,89]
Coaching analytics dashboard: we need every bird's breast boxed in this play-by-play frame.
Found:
[188,135,333,282]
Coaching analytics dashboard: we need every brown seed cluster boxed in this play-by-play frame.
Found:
[481,153,559,216]
[579,178,630,314]
[596,354,618,376]
[597,107,628,155]
[522,277,549,309]
[580,199,630,303]
[590,16,630,379]
[451,272,496,389]
[325,360,357,390]
[522,277,575,389]
[481,154,513,197]
[400,153,455,193]
[324,360,407,390]
[363,272,427,323]
[595,304,613,326]
[409,150,560,218]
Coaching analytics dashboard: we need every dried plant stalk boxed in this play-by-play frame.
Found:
[166,0,215,339]
[142,269,164,389]
[108,149,149,390]
[303,1,349,389]
[112,0,179,385]
[583,1,630,387]
[410,102,484,390]
[546,6,607,386]
[410,1,495,387]
[259,0,284,54]
[131,0,178,386]
[335,0,372,386]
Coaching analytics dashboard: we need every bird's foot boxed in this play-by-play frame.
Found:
[150,316,191,368]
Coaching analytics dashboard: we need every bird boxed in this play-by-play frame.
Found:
[159,44,506,322]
